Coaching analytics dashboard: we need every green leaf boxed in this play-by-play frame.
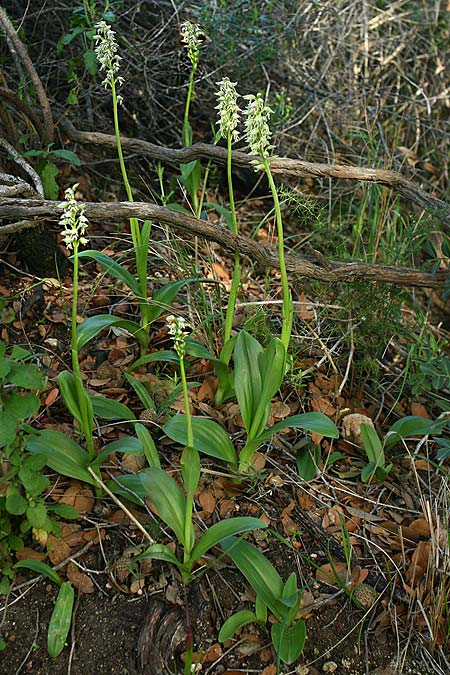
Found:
[136,543,181,569]
[0,411,16,447]
[25,430,96,485]
[51,149,81,167]
[6,488,27,515]
[47,582,74,657]
[124,373,156,410]
[58,371,93,439]
[164,415,238,468]
[22,454,48,472]
[296,443,321,481]
[219,610,259,642]
[384,416,445,450]
[41,162,59,200]
[9,346,31,360]
[0,356,11,379]
[15,560,62,586]
[48,503,79,519]
[360,461,376,483]
[221,537,286,621]
[234,331,263,433]
[257,412,339,443]
[255,595,268,623]
[271,620,306,664]
[90,394,136,420]
[76,315,141,349]
[184,337,221,363]
[135,423,160,468]
[127,350,179,372]
[4,392,40,420]
[249,337,286,439]
[190,517,267,563]
[26,502,47,528]
[283,572,298,602]
[6,363,43,390]
[181,446,200,499]
[78,250,140,296]
[360,423,384,466]
[18,467,50,496]
[148,279,198,324]
[83,49,97,75]
[98,436,143,456]
[113,468,186,545]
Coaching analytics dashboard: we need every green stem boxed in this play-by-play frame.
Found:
[183,64,197,147]
[71,244,94,458]
[196,159,211,219]
[179,355,194,448]
[223,132,241,344]
[263,158,293,350]
[111,78,150,350]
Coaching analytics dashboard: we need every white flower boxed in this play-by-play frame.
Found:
[244,93,274,159]
[180,20,204,67]
[167,315,190,358]
[59,185,88,250]
[215,77,240,142]
[94,21,123,95]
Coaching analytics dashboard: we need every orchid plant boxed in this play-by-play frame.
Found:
[109,316,266,582]
[74,21,197,356]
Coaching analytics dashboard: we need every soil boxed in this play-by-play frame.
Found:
[0,525,435,675]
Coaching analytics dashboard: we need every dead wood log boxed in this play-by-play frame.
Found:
[0,197,446,289]
[62,120,450,228]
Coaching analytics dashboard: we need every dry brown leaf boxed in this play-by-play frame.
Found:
[121,453,146,473]
[261,665,277,675]
[407,540,431,586]
[281,512,300,537]
[15,547,46,562]
[310,396,336,416]
[44,387,59,407]
[250,452,266,470]
[47,534,71,566]
[197,376,217,402]
[66,561,94,594]
[316,561,348,585]
[270,400,291,419]
[298,493,316,511]
[219,499,238,518]
[410,402,431,418]
[83,528,105,544]
[60,484,94,513]
[200,643,222,663]
[403,518,431,541]
[198,488,216,514]
[414,459,431,471]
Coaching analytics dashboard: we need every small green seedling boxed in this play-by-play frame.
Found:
[221,536,306,671]
[360,414,449,482]
[14,561,74,658]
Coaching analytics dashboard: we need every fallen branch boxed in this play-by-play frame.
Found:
[62,120,450,227]
[0,197,446,289]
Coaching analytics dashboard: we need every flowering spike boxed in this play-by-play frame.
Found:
[180,20,204,67]
[243,93,274,159]
[215,77,240,142]
[59,185,88,250]
[167,315,190,358]
[94,21,123,99]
